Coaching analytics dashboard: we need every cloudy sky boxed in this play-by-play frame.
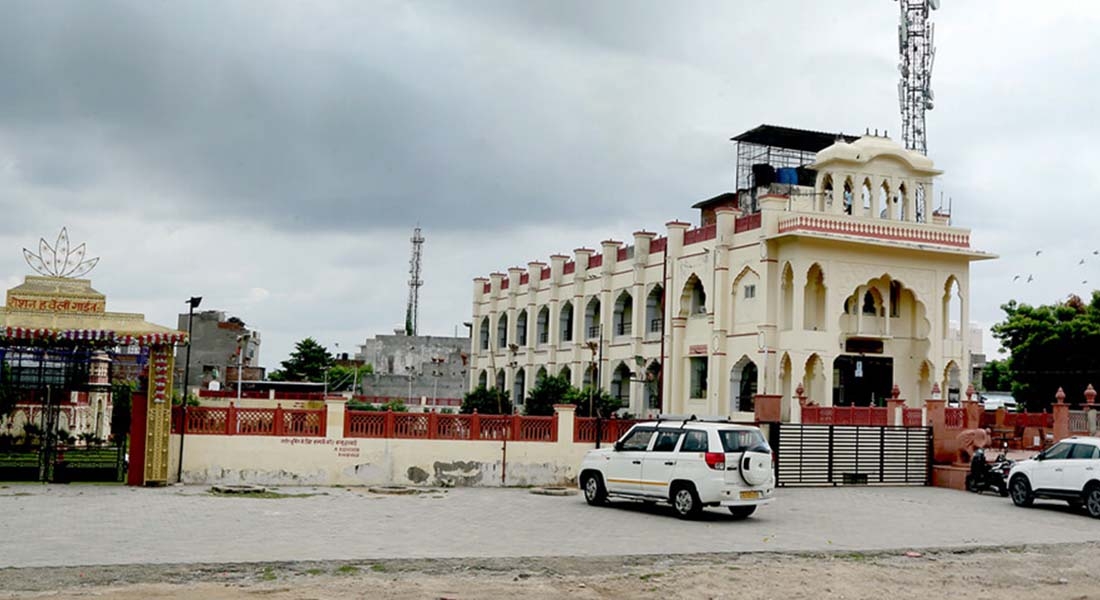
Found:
[2,1,1098,367]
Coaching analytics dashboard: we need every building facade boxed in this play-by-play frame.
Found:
[356,333,468,405]
[176,310,261,390]
[469,129,994,420]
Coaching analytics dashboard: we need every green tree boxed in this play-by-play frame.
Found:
[981,359,1013,392]
[110,381,134,445]
[461,384,512,415]
[991,292,1100,410]
[0,363,16,420]
[267,338,334,382]
[524,374,573,416]
[565,385,623,418]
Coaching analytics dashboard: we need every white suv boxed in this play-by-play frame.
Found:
[1008,436,1100,518]
[577,419,775,519]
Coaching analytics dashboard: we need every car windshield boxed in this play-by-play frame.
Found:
[718,429,768,453]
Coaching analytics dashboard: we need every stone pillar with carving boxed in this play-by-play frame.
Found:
[1086,384,1098,435]
[926,383,949,463]
[1052,387,1070,443]
[886,383,906,427]
[962,383,982,430]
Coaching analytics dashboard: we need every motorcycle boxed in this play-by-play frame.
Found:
[965,445,1014,497]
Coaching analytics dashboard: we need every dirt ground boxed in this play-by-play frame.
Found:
[1,543,1097,600]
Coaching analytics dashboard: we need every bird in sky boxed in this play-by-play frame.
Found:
[1080,259,1087,265]
[1094,250,1099,255]
[1035,250,1043,256]
[1027,275,1034,283]
[1012,275,1021,282]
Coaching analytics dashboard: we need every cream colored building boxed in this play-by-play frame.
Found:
[470,127,994,421]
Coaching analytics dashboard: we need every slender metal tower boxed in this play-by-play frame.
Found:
[897,0,938,155]
[405,226,425,336]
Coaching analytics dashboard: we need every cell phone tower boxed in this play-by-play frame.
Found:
[897,0,938,155]
[405,226,425,336]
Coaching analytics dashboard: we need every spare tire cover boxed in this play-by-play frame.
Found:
[739,450,772,486]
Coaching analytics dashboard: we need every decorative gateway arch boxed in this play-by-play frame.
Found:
[0,230,186,485]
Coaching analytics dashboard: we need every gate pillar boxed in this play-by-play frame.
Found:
[134,344,175,485]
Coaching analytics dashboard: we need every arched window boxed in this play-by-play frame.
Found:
[613,291,633,337]
[536,306,550,346]
[646,285,664,337]
[496,314,508,348]
[515,310,528,347]
[559,302,574,343]
[479,317,490,351]
[803,264,826,330]
[513,369,526,408]
[585,297,602,339]
[680,274,706,317]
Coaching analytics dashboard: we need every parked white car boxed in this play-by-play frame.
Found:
[1008,436,1100,518]
[577,419,775,519]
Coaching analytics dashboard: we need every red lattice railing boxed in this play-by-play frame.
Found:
[342,411,559,442]
[903,408,922,427]
[173,404,325,437]
[945,408,965,429]
[345,411,385,437]
[801,406,889,427]
[1069,411,1089,434]
[573,418,638,443]
[519,416,556,441]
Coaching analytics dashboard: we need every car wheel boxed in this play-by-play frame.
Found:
[581,473,607,506]
[671,484,701,519]
[728,505,756,520]
[1086,484,1100,519]
[1010,475,1034,507]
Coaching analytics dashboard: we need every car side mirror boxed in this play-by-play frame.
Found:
[613,441,624,452]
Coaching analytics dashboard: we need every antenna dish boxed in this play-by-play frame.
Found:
[928,0,940,10]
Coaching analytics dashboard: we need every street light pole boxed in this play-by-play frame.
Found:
[235,332,252,403]
[178,295,202,484]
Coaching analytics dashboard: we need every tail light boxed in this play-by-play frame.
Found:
[704,452,726,470]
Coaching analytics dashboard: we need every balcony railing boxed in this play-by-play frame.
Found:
[587,325,600,339]
[537,331,548,344]
[615,322,632,336]
[649,318,663,333]
[777,213,970,248]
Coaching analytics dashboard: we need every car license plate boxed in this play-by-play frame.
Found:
[739,490,760,500]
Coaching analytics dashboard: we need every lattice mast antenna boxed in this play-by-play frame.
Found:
[405,226,425,336]
[897,0,938,155]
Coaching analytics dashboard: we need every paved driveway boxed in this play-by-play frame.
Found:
[1,484,1096,568]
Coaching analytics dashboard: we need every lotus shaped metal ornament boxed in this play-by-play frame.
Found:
[23,228,99,278]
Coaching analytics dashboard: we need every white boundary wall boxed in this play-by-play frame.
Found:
[168,404,595,487]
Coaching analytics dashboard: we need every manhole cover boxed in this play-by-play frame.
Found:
[367,485,419,495]
[529,487,579,497]
[211,484,267,494]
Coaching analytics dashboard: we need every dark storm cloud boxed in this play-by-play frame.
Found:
[0,0,744,234]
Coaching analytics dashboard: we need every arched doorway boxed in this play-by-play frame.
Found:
[729,356,757,413]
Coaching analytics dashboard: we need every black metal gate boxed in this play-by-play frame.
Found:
[771,423,931,486]
[1,345,129,483]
